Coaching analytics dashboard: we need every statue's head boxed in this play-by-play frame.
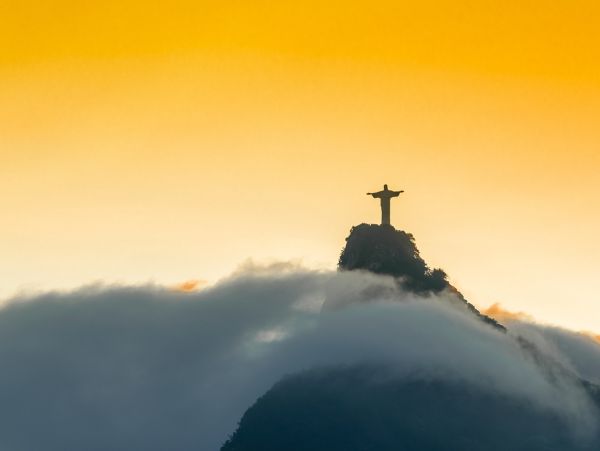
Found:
[384,184,388,190]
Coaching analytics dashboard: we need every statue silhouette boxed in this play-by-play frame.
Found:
[367,184,404,225]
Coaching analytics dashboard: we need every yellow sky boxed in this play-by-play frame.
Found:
[2,1,600,330]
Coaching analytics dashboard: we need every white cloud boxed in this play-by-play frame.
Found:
[0,265,598,450]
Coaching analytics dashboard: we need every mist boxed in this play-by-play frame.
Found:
[0,263,599,450]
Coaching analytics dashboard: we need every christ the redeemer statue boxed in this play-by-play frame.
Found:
[367,184,404,225]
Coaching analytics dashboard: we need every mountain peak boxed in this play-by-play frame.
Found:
[338,223,504,330]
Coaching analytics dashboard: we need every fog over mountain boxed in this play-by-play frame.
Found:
[1,226,599,450]
[223,224,600,450]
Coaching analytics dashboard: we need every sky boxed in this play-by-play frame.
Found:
[2,1,600,330]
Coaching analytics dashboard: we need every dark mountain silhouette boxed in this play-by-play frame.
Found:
[222,366,600,451]
[339,224,446,292]
[339,223,504,330]
[221,223,600,450]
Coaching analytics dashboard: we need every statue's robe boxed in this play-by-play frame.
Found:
[369,189,402,225]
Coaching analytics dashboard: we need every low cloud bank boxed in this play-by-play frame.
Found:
[0,264,599,450]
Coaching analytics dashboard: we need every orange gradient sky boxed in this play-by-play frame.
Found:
[2,1,600,331]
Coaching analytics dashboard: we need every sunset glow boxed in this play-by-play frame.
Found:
[2,1,600,331]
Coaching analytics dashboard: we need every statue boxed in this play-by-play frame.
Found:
[367,184,404,225]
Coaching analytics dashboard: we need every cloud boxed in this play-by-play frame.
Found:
[481,303,600,385]
[483,302,535,322]
[0,265,599,450]
[172,279,208,292]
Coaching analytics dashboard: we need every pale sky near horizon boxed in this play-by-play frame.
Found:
[2,1,600,331]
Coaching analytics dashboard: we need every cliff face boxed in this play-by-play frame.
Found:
[338,223,504,330]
